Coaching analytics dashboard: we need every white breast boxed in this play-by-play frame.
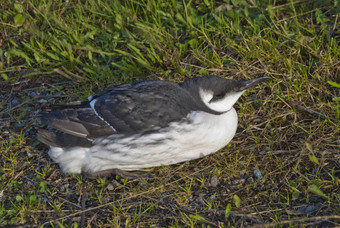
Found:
[86,109,238,172]
[48,109,238,174]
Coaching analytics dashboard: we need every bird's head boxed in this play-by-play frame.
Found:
[181,76,269,113]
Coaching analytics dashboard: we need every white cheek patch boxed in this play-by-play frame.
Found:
[199,89,214,106]
[199,89,245,113]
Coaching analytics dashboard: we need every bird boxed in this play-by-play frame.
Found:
[38,75,268,178]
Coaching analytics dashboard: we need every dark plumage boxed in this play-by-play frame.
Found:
[38,75,268,175]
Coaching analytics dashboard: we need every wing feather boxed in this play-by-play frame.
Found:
[39,80,201,148]
[92,80,199,134]
[40,104,115,139]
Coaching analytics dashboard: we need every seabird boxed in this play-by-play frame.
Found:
[38,75,268,177]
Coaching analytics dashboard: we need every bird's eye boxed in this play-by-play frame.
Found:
[209,93,225,103]
[214,93,224,99]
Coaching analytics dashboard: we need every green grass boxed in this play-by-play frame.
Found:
[1,0,340,226]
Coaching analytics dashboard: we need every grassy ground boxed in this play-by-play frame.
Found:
[1,0,340,227]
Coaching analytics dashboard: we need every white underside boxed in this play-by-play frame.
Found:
[48,109,238,174]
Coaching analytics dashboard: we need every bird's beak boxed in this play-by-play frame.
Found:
[239,77,270,91]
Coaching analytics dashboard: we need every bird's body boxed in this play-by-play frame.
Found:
[38,76,268,175]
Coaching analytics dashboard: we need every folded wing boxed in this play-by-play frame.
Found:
[38,80,199,148]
